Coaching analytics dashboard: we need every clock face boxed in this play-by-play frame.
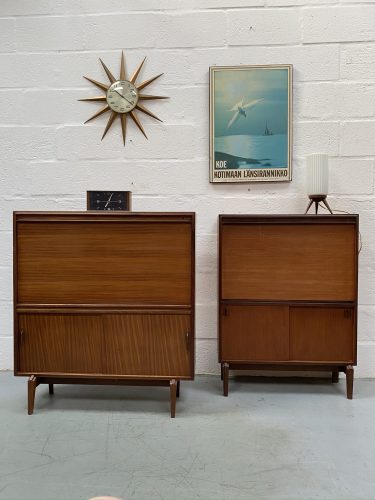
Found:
[87,191,131,211]
[106,80,139,113]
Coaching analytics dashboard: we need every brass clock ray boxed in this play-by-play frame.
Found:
[80,51,168,145]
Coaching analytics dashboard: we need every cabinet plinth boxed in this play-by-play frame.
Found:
[14,212,195,417]
[219,214,358,398]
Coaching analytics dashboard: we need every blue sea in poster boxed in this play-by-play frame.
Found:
[215,133,287,169]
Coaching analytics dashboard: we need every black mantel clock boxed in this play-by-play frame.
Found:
[87,191,131,211]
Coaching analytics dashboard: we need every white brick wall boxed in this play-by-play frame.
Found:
[303,5,375,44]
[1,1,374,377]
[341,43,375,80]
[227,9,301,45]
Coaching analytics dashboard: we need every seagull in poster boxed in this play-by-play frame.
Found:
[227,98,263,129]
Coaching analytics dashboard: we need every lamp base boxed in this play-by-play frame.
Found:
[305,195,333,215]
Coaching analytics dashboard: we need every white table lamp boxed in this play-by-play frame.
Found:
[305,153,333,214]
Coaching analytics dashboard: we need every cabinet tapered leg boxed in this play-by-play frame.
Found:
[223,363,229,397]
[346,365,354,399]
[170,379,177,418]
[220,364,223,381]
[49,384,54,395]
[28,375,37,415]
[176,380,180,398]
[332,371,339,383]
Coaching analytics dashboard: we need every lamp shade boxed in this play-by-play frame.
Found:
[306,154,329,196]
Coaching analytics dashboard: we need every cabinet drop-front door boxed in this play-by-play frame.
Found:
[18,314,103,374]
[290,307,355,363]
[220,305,289,362]
[103,314,191,377]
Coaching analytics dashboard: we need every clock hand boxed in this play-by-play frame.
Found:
[105,193,114,208]
[114,89,133,105]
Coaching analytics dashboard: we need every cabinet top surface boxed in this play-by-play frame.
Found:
[219,214,358,224]
[14,211,195,219]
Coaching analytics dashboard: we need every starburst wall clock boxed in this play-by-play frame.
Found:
[80,51,168,145]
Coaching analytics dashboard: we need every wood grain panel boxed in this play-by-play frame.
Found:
[221,223,356,301]
[220,305,289,361]
[290,307,355,363]
[17,221,192,305]
[103,314,191,376]
[18,314,102,374]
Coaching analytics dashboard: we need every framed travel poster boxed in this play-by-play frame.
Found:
[209,64,292,183]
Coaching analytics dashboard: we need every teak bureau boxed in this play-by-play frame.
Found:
[14,212,195,417]
[219,214,359,398]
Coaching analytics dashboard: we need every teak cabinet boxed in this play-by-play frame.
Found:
[218,214,358,398]
[14,212,195,417]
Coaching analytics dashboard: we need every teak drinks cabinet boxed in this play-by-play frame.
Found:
[14,212,195,417]
[218,214,359,398]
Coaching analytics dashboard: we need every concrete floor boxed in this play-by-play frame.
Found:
[0,372,375,500]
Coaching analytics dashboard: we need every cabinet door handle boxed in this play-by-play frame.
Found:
[223,307,229,317]
[20,329,24,344]
[185,331,190,350]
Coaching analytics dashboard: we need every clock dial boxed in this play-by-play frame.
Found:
[80,51,169,146]
[87,191,131,211]
[106,80,139,113]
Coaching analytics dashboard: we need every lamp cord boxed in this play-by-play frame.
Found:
[318,203,362,254]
